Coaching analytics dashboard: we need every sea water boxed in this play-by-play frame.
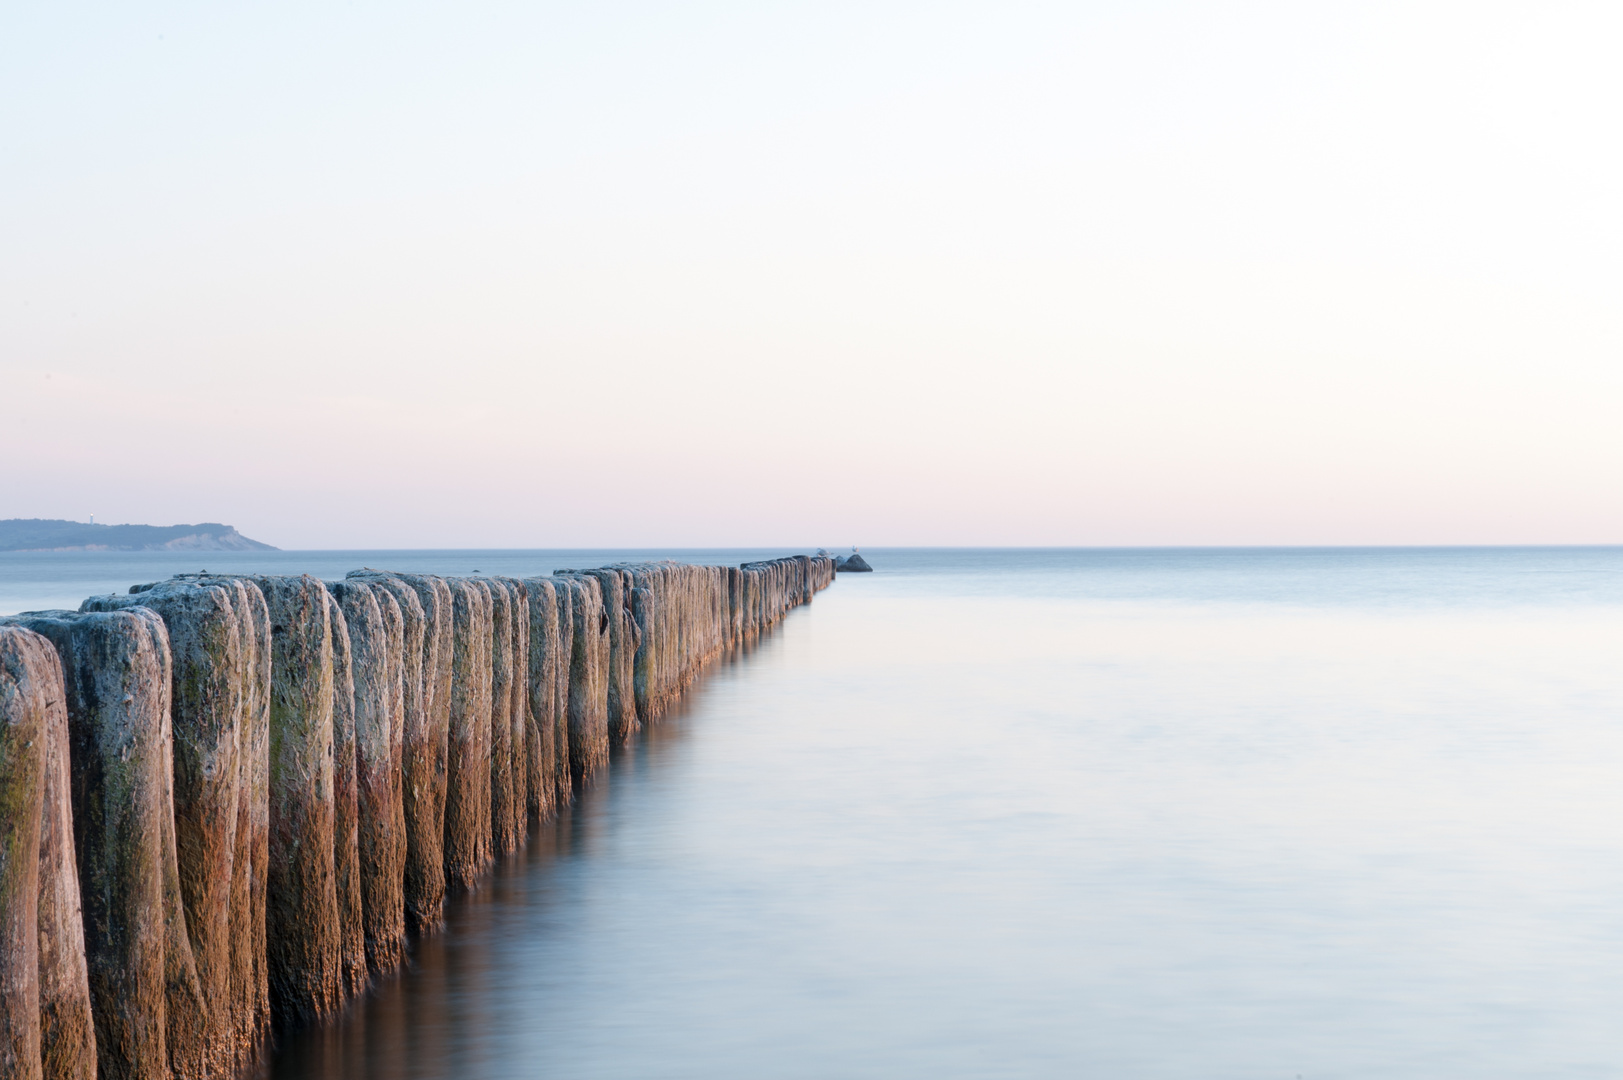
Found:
[7,548,1623,1078]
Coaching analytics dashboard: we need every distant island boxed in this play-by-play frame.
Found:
[0,518,277,552]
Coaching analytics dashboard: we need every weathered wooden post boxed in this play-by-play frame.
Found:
[323,591,367,999]
[6,609,201,1080]
[520,579,560,823]
[552,575,608,789]
[373,573,451,933]
[551,581,574,811]
[503,580,529,843]
[443,579,492,889]
[0,623,98,1080]
[247,575,341,1033]
[579,570,638,745]
[82,577,277,1076]
[485,581,519,856]
[327,582,406,976]
[216,577,271,1070]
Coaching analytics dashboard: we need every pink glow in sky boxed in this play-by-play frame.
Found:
[4,2,1621,548]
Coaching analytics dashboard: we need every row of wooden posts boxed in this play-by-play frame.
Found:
[0,555,837,1080]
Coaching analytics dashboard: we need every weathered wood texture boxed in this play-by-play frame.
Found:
[324,592,367,1000]
[0,623,97,1080]
[551,575,608,790]
[359,574,450,934]
[248,575,341,1034]
[502,580,530,851]
[327,582,407,976]
[484,581,519,857]
[70,584,259,1079]
[550,583,574,812]
[8,608,213,1080]
[442,580,492,890]
[213,577,272,1070]
[519,579,560,823]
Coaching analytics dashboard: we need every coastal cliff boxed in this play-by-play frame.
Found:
[0,519,278,552]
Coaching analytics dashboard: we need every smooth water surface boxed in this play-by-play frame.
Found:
[11,548,1623,1077]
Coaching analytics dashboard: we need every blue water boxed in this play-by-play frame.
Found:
[8,548,1623,1077]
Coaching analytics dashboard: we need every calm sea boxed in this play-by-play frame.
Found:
[6,547,1623,1078]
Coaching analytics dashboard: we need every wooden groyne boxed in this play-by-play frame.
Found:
[0,555,834,1079]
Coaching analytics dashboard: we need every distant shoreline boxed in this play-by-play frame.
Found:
[0,518,277,553]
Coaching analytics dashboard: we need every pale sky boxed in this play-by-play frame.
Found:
[3,1,1620,549]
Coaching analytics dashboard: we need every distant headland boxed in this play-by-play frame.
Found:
[0,518,277,552]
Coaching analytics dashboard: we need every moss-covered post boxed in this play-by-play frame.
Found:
[520,579,559,823]
[485,581,519,856]
[0,623,98,1080]
[323,591,367,1000]
[551,581,574,812]
[248,575,341,1033]
[328,582,406,975]
[503,580,529,845]
[81,579,252,1074]
[380,574,450,934]
[581,571,638,745]
[1,625,54,1080]
[443,579,492,890]
[552,575,608,790]
[6,610,198,1080]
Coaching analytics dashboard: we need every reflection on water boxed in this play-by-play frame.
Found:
[15,548,1623,1078]
[266,704,710,1080]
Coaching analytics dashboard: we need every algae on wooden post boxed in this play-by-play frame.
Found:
[1,625,52,1080]
[443,579,493,889]
[583,570,638,745]
[348,574,424,937]
[551,581,574,812]
[323,591,367,999]
[379,573,451,933]
[201,576,273,1070]
[80,579,252,1074]
[0,623,98,1080]
[34,633,96,1080]
[520,579,560,823]
[502,580,529,844]
[248,575,341,1033]
[484,580,519,856]
[553,575,609,789]
[5,610,203,1080]
[328,582,407,975]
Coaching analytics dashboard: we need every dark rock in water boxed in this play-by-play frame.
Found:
[836,553,873,572]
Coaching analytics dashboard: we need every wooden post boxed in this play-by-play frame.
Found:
[247,575,341,1033]
[442,579,492,890]
[371,574,451,934]
[0,623,98,1080]
[323,591,367,999]
[327,582,407,976]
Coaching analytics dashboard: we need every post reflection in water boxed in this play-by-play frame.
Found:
[266,682,694,1080]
